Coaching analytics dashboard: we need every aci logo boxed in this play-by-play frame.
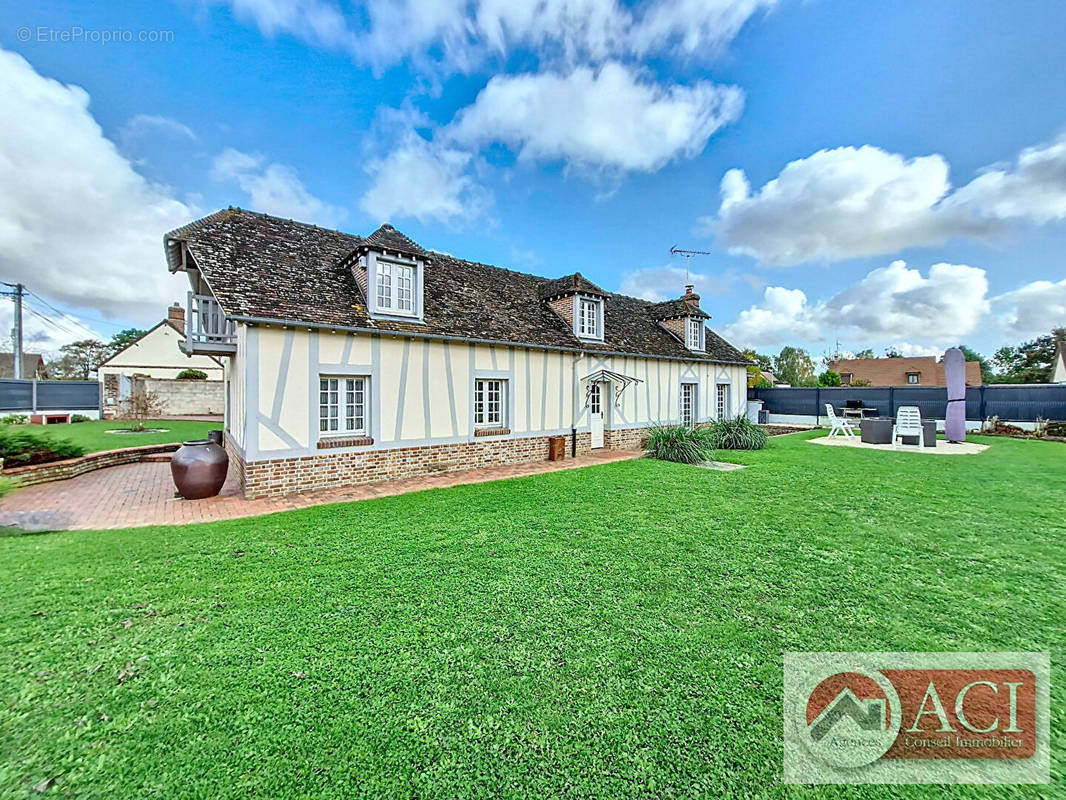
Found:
[803,670,901,768]
[784,653,1050,784]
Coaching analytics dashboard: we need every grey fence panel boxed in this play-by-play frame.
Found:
[751,384,1066,422]
[0,380,33,411]
[0,379,100,412]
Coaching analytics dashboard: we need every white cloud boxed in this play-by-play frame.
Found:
[618,264,761,301]
[0,47,195,326]
[448,63,742,173]
[720,260,990,348]
[211,148,346,229]
[119,114,197,148]
[992,277,1066,338]
[707,134,1066,265]
[219,0,774,73]
[0,300,102,355]
[359,133,490,224]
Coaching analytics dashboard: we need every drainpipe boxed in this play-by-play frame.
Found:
[571,351,582,457]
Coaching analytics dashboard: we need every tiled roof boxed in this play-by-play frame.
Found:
[538,272,607,299]
[165,209,750,364]
[646,297,711,320]
[360,224,427,256]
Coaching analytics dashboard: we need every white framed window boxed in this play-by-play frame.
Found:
[716,383,729,420]
[680,383,696,426]
[907,372,920,385]
[576,297,603,340]
[374,257,418,317]
[685,317,705,351]
[474,378,506,428]
[589,382,602,415]
[319,376,367,435]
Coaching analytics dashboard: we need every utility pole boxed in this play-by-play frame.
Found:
[12,283,23,380]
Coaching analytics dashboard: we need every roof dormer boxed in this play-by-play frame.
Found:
[649,285,711,353]
[348,225,428,322]
[540,273,608,343]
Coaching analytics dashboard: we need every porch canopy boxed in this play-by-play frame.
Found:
[581,368,643,407]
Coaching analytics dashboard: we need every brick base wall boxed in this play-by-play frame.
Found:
[2,443,180,486]
[603,426,651,451]
[238,431,602,499]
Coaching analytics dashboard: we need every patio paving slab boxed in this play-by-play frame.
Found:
[809,436,988,455]
[0,450,640,532]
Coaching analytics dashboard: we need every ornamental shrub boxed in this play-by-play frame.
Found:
[645,424,716,464]
[706,416,768,450]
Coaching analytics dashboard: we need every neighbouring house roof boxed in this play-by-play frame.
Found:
[165,208,750,365]
[830,356,983,386]
[0,352,46,379]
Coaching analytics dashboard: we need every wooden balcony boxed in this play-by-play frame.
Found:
[181,292,237,355]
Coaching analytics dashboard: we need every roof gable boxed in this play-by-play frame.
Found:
[539,272,607,300]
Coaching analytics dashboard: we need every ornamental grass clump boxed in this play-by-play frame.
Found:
[644,424,716,464]
[707,416,768,450]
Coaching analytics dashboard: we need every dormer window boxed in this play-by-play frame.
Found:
[685,317,705,351]
[377,260,415,313]
[577,296,603,340]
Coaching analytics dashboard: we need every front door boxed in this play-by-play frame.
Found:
[589,382,605,449]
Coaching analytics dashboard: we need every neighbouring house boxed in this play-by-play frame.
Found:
[165,208,751,497]
[828,356,983,387]
[760,370,789,387]
[1053,338,1066,384]
[98,304,224,416]
[0,352,47,379]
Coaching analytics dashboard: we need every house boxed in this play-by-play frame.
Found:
[0,352,47,379]
[828,356,982,387]
[760,370,789,387]
[98,304,224,415]
[165,209,751,497]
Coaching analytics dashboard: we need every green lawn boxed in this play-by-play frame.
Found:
[0,432,1062,798]
[28,418,220,454]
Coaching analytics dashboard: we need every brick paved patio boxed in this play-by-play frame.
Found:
[0,450,640,532]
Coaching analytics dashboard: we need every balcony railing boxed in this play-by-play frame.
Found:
[183,292,237,355]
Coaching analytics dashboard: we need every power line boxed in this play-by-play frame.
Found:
[25,290,122,334]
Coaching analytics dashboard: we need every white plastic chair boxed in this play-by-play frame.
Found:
[825,403,856,438]
[892,406,925,449]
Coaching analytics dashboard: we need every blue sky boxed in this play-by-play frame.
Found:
[1,0,1064,363]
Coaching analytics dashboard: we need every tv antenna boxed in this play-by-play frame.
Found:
[669,246,713,284]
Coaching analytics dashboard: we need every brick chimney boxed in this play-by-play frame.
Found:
[168,302,185,325]
[681,284,701,311]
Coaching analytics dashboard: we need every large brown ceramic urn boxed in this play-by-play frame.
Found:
[171,437,229,499]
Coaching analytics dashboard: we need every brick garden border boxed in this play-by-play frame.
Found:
[2,443,180,487]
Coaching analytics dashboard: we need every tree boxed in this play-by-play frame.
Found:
[953,344,992,383]
[991,329,1064,383]
[774,346,816,387]
[884,347,903,358]
[818,369,842,387]
[117,389,168,431]
[108,328,148,355]
[741,348,773,373]
[854,349,875,359]
[51,340,111,380]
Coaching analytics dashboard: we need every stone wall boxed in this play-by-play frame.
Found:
[134,377,225,416]
[3,443,179,486]
[235,431,596,498]
[603,426,651,451]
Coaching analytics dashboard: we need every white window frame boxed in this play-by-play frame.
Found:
[685,317,705,351]
[716,383,730,420]
[574,295,604,341]
[319,375,369,436]
[680,381,697,426]
[907,372,920,385]
[368,252,423,320]
[474,377,507,429]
